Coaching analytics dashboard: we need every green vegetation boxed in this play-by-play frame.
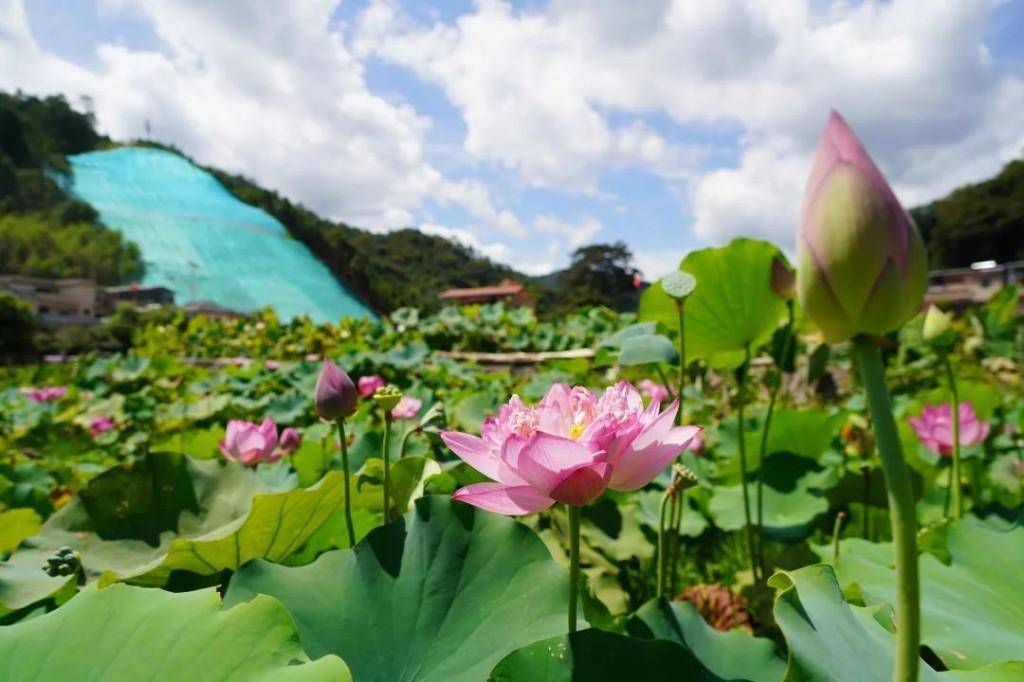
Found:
[0,93,142,284]
[911,159,1024,268]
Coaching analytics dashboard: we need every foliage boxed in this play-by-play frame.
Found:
[0,293,37,356]
[546,242,641,314]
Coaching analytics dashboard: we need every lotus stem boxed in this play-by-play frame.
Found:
[941,354,963,519]
[669,488,684,593]
[852,337,920,682]
[398,425,419,460]
[657,487,672,597]
[675,300,686,424]
[863,463,872,540]
[336,418,356,547]
[654,365,678,403]
[567,504,581,634]
[831,511,846,564]
[382,413,393,521]
[736,344,759,583]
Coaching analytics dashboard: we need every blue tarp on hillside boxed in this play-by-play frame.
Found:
[67,147,374,322]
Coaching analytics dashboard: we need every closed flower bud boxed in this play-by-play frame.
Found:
[922,305,955,349]
[796,110,927,341]
[770,257,796,301]
[315,358,358,420]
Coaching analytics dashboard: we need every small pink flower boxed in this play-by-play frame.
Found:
[909,402,990,457]
[441,381,701,515]
[229,356,249,367]
[305,353,319,362]
[638,379,669,405]
[278,427,301,453]
[358,375,385,398]
[89,415,115,437]
[23,386,68,403]
[689,430,704,456]
[391,396,422,420]
[219,418,283,466]
[265,359,281,370]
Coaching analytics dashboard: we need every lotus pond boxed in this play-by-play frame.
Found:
[2,118,1024,681]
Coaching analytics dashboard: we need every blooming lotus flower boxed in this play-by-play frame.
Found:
[23,386,67,403]
[909,402,989,457]
[219,418,283,465]
[278,427,301,453]
[264,359,281,371]
[89,416,115,438]
[305,353,319,362]
[315,358,358,420]
[358,375,385,398]
[441,382,701,515]
[391,396,422,420]
[796,110,927,341]
[638,379,669,406]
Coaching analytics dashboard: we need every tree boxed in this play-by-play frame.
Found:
[0,292,38,357]
[551,242,641,313]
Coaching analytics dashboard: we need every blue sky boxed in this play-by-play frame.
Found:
[6,0,1024,277]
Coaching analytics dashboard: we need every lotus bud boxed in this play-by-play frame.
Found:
[922,305,955,349]
[770,257,796,301]
[315,358,357,420]
[372,385,403,412]
[796,110,927,341]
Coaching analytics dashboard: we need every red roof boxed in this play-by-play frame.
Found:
[439,279,524,299]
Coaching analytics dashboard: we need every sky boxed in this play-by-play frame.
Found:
[2,0,1023,278]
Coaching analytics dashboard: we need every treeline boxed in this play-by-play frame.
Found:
[0,92,143,284]
[207,166,523,312]
[910,159,1024,268]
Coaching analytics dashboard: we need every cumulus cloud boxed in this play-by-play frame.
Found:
[358,0,1024,249]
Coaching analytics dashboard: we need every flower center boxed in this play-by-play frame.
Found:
[569,421,586,440]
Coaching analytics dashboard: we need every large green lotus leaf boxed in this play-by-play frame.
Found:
[0,452,344,612]
[0,508,41,554]
[225,495,572,682]
[681,239,787,369]
[709,453,830,541]
[814,516,1024,671]
[771,564,941,682]
[0,583,349,681]
[599,321,658,348]
[638,279,679,331]
[487,628,717,681]
[627,598,785,682]
[618,333,679,366]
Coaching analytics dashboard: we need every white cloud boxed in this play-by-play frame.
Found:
[358,0,1024,248]
[418,222,511,262]
[532,214,602,249]
[436,178,526,236]
[633,249,684,282]
[0,0,441,229]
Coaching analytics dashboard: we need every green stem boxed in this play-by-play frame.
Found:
[382,414,393,522]
[654,365,678,403]
[669,490,684,594]
[831,511,845,564]
[567,505,581,634]
[676,300,686,424]
[336,419,356,547]
[852,338,920,682]
[941,354,963,519]
[863,463,872,540]
[657,488,672,598]
[398,425,419,460]
[756,385,777,581]
[736,344,759,583]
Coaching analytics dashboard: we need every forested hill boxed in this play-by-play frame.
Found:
[910,159,1024,268]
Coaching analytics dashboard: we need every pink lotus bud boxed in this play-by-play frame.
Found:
[358,375,385,398]
[796,111,927,341]
[315,358,358,420]
[278,427,302,453]
[89,415,115,438]
[637,379,669,405]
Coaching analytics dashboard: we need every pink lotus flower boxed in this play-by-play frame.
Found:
[358,375,385,398]
[23,386,68,403]
[305,353,319,362]
[89,415,115,437]
[909,402,989,457]
[264,359,281,371]
[441,382,701,515]
[219,418,284,466]
[690,429,704,456]
[638,379,669,406]
[278,427,301,453]
[391,396,422,420]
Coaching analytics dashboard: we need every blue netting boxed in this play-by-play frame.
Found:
[67,147,375,323]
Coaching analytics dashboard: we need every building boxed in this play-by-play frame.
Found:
[101,283,175,314]
[0,275,99,326]
[438,279,533,307]
[926,260,1024,310]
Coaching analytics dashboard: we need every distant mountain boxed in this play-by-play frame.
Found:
[911,159,1024,268]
